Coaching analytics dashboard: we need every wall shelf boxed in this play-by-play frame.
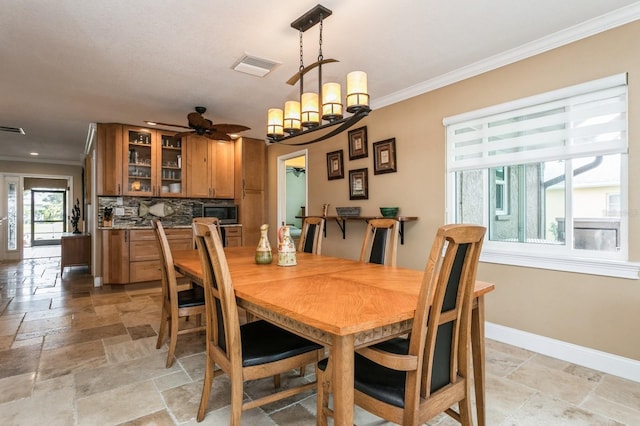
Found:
[295,216,418,245]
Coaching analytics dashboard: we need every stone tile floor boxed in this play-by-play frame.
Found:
[0,254,639,425]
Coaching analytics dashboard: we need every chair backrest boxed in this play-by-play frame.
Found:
[359,218,399,266]
[297,217,325,254]
[192,217,222,248]
[151,219,180,310]
[409,224,485,403]
[193,221,241,369]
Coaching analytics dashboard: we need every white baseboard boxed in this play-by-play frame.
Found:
[94,276,102,287]
[485,322,640,383]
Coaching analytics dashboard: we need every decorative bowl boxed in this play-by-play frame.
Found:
[380,207,399,218]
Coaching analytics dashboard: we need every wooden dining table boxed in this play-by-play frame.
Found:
[173,246,494,426]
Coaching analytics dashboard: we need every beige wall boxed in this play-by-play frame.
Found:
[267,21,640,360]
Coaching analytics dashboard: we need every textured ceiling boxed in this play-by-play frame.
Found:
[1,0,639,165]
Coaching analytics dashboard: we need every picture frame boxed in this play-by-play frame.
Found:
[326,150,344,180]
[373,138,397,174]
[349,168,369,200]
[348,126,368,160]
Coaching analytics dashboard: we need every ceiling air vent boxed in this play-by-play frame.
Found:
[232,55,279,77]
[0,126,25,134]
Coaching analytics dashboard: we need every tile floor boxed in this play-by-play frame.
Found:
[1,253,639,425]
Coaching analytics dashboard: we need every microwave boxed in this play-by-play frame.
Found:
[200,203,238,224]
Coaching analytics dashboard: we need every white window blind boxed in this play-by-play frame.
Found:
[445,73,628,172]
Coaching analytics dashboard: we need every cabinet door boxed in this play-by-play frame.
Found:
[241,138,265,191]
[123,126,156,196]
[186,135,212,198]
[102,229,129,284]
[212,140,235,199]
[96,124,123,195]
[158,131,186,197]
[239,189,264,247]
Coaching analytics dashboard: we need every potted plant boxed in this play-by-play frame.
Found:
[69,198,81,234]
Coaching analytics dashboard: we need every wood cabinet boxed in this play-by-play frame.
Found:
[185,135,235,199]
[234,137,266,246]
[102,228,192,284]
[123,126,186,197]
[96,124,123,195]
[61,234,91,274]
[224,225,242,247]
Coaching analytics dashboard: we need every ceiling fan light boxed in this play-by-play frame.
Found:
[346,71,369,113]
[301,92,320,128]
[322,82,343,121]
[267,108,284,138]
[283,100,301,133]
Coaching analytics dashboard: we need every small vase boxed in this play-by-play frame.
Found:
[255,224,273,264]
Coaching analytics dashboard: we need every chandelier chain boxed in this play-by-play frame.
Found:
[318,14,324,61]
[299,30,304,71]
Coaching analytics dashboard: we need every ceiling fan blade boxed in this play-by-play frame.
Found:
[174,130,195,139]
[150,121,192,130]
[187,112,214,129]
[213,124,251,134]
[206,132,232,141]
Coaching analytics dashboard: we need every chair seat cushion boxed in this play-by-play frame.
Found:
[177,285,205,308]
[240,320,322,367]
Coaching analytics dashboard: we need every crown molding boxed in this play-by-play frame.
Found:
[0,156,82,166]
[372,3,640,110]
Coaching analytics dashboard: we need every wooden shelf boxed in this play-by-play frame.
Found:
[295,216,418,244]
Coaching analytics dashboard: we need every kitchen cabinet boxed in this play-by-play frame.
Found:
[185,135,235,199]
[96,124,186,197]
[224,225,242,247]
[234,137,266,246]
[123,126,186,197]
[101,228,192,284]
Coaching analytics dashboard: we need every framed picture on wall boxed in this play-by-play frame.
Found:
[326,150,344,180]
[373,138,397,174]
[348,126,368,160]
[349,168,369,200]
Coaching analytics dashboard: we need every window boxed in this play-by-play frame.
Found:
[444,74,636,278]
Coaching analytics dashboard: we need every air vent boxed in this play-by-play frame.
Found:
[232,55,279,77]
[0,126,25,134]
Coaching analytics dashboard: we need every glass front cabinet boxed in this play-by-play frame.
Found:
[123,126,186,197]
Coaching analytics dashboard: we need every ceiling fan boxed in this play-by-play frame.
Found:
[150,106,250,141]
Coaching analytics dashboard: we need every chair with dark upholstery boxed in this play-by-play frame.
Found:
[317,224,486,426]
[359,218,399,266]
[193,221,324,424]
[297,216,325,254]
[152,219,206,368]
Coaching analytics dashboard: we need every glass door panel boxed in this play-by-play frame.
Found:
[31,190,66,245]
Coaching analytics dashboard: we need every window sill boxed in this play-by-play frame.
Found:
[480,250,640,279]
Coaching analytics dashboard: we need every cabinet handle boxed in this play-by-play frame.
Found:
[242,179,246,199]
[212,188,216,198]
[118,183,121,195]
[124,230,128,243]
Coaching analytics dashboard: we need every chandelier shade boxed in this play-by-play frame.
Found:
[266,4,371,145]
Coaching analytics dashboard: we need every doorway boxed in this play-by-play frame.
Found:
[26,189,67,246]
[277,150,308,242]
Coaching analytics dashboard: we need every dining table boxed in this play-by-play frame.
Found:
[173,246,494,426]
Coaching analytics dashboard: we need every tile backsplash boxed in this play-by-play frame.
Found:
[98,197,209,227]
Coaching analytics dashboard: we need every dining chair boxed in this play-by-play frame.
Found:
[192,217,222,248]
[192,222,325,424]
[297,216,325,254]
[359,218,399,266]
[317,224,486,426]
[152,219,206,368]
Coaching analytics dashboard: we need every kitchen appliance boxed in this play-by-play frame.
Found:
[199,202,238,224]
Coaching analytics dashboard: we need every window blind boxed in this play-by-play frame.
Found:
[445,73,628,172]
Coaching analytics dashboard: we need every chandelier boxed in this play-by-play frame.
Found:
[266,4,371,145]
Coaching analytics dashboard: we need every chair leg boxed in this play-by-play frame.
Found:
[458,395,473,426]
[197,353,215,422]
[166,314,179,368]
[316,358,332,426]
[156,307,168,349]
[230,379,244,426]
[273,374,281,388]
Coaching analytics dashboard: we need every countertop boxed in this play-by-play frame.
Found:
[99,223,242,230]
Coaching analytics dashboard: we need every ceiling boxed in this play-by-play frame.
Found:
[2,1,639,165]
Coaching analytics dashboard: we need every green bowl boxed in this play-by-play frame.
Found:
[380,207,399,218]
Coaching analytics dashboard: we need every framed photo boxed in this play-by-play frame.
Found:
[373,138,397,174]
[348,126,368,160]
[349,168,369,200]
[326,150,344,180]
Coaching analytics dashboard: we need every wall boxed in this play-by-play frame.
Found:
[266,21,640,361]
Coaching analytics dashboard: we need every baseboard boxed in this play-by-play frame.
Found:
[485,322,640,383]
[94,276,102,287]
